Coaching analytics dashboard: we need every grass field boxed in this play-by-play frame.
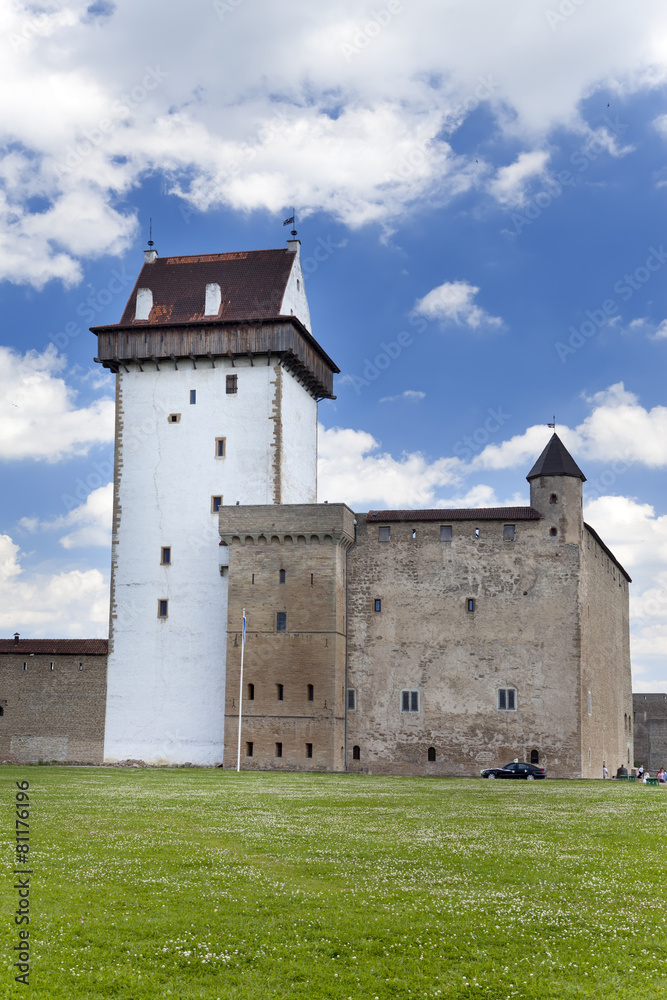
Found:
[2,767,667,999]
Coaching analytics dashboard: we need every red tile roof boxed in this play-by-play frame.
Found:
[117,249,297,326]
[0,639,108,655]
[366,507,542,522]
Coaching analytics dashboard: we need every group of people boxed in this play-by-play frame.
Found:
[606,763,667,782]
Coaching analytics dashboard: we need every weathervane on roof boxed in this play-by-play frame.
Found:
[283,207,297,238]
[147,217,154,249]
[548,416,556,429]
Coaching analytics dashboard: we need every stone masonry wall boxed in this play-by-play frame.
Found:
[580,527,633,777]
[633,693,667,772]
[0,654,107,763]
[221,504,356,771]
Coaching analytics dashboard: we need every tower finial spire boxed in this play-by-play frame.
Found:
[283,207,297,238]
[147,217,154,249]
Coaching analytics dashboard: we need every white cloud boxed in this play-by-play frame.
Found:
[317,424,462,508]
[413,281,504,330]
[582,495,667,684]
[651,319,667,339]
[2,1,667,283]
[488,150,550,208]
[379,390,425,403]
[19,483,113,548]
[0,533,108,637]
[0,346,114,461]
[473,383,667,473]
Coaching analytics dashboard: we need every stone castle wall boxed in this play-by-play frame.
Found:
[633,693,667,771]
[347,514,583,778]
[0,653,107,763]
[221,504,356,772]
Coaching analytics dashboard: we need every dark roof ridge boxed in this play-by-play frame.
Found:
[527,432,586,482]
[366,507,541,522]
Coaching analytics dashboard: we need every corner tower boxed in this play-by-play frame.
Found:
[92,241,338,764]
[527,432,586,545]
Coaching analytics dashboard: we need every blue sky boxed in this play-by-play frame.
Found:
[1,0,667,689]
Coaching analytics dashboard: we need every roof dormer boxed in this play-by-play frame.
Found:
[135,288,153,321]
[205,282,222,316]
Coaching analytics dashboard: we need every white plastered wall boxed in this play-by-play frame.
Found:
[104,357,317,764]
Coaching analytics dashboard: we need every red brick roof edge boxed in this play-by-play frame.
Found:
[366,507,542,522]
[0,639,108,655]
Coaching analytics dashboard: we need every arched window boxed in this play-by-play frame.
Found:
[549,527,557,537]
[550,493,558,504]
[352,745,360,760]
[427,747,436,762]
[307,684,314,701]
[279,569,286,583]
[530,749,539,764]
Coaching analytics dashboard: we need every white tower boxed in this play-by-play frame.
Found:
[92,241,338,764]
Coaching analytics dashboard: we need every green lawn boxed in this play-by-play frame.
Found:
[2,768,667,999]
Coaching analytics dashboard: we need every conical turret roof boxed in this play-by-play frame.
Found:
[526,433,586,482]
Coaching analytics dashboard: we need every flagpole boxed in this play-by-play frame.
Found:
[236,608,246,772]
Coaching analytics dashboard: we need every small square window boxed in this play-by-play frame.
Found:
[378,525,391,542]
[401,689,419,712]
[467,598,475,612]
[226,374,238,394]
[168,413,181,423]
[215,437,226,458]
[190,390,196,404]
[347,689,356,710]
[246,741,253,757]
[161,546,171,565]
[440,525,453,542]
[503,524,516,542]
[374,598,381,612]
[306,743,313,759]
[275,742,282,758]
[276,612,287,632]
[158,599,168,619]
[211,496,223,513]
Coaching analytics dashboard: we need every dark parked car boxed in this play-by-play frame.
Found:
[480,761,546,779]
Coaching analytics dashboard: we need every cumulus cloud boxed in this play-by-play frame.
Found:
[413,281,504,330]
[379,390,425,403]
[473,383,667,473]
[0,533,108,636]
[583,495,667,685]
[318,424,462,508]
[19,483,113,548]
[488,150,550,208]
[0,346,114,461]
[1,1,667,283]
